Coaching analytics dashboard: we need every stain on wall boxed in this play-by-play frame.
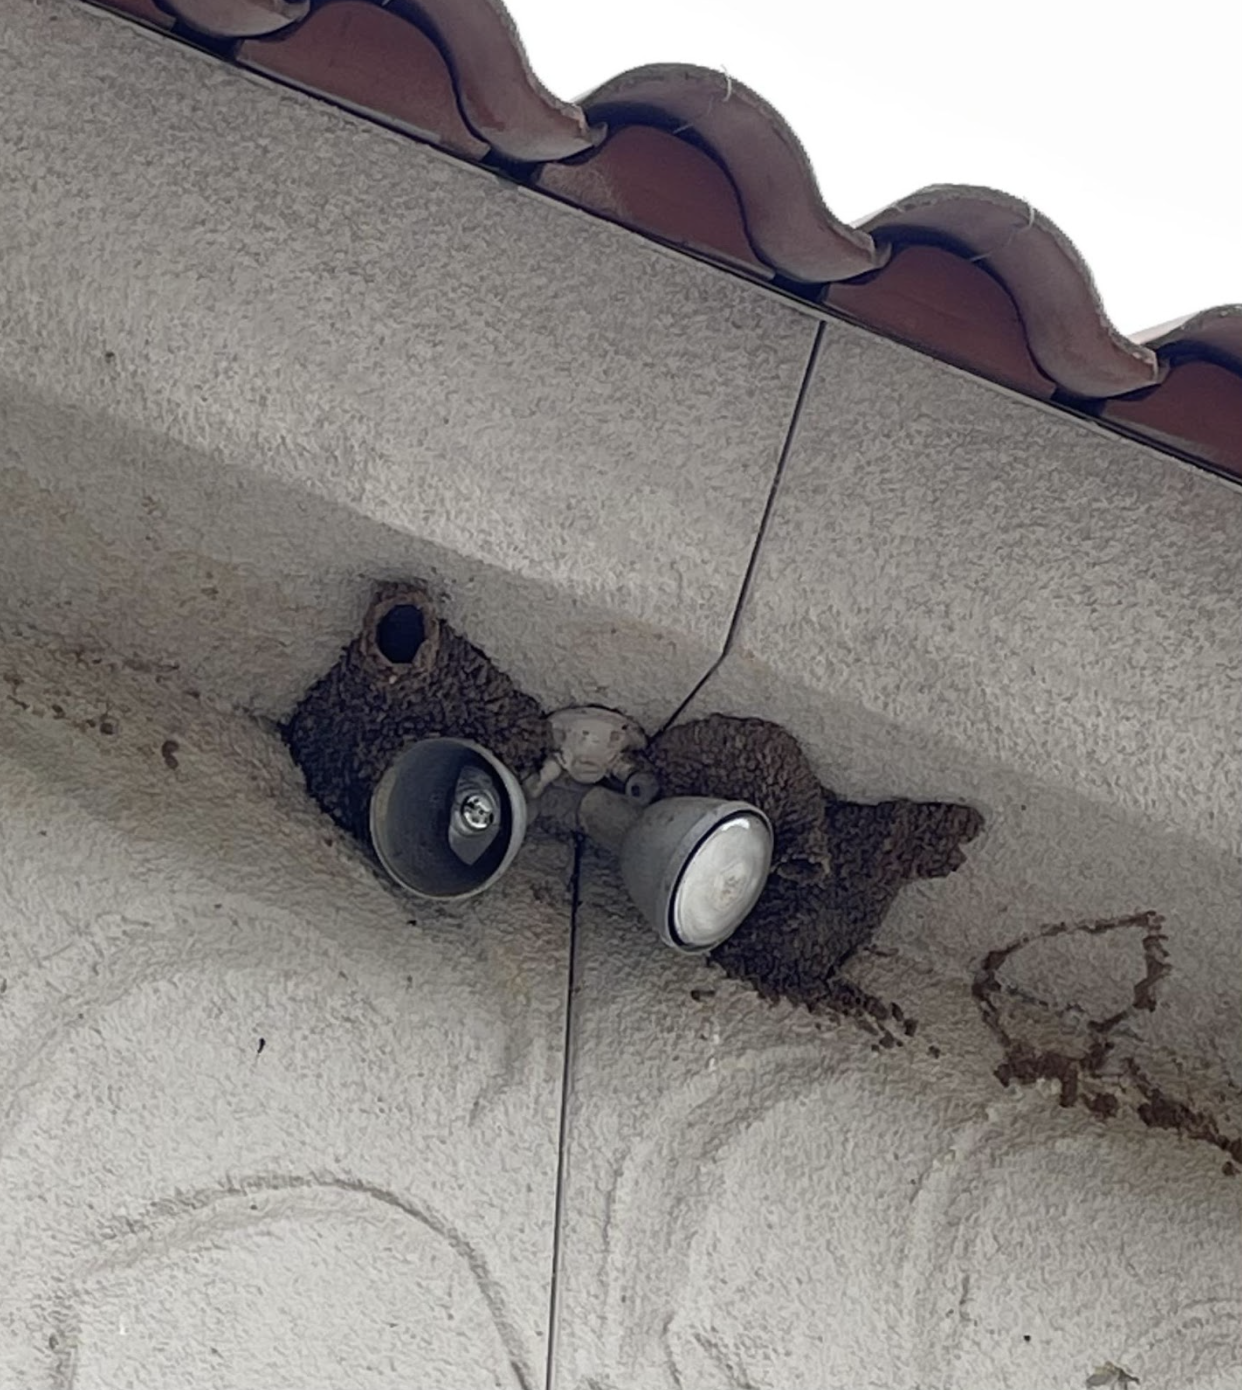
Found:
[974,911,1242,1165]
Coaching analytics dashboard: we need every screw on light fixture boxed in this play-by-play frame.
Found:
[457,789,496,833]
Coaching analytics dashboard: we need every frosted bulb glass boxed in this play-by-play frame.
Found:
[672,814,772,949]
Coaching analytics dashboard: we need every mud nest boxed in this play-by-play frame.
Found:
[282,583,548,843]
[284,588,983,1011]
[649,715,983,1009]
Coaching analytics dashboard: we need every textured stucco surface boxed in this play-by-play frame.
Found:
[689,321,1242,1083]
[724,323,1242,852]
[555,859,1242,1390]
[2,2,1241,1384]
[0,0,815,729]
[0,638,571,1388]
[3,644,1239,1390]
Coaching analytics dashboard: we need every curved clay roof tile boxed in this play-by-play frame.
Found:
[399,0,602,161]
[579,65,886,284]
[1136,305,1242,369]
[164,0,308,37]
[861,185,1161,399]
[82,0,1242,480]
[238,4,490,160]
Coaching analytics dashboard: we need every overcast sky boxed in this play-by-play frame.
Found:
[506,0,1240,335]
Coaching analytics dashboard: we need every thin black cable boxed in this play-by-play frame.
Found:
[541,833,584,1390]
[655,319,826,736]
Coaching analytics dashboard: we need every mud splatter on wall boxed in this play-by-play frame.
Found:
[973,910,1242,1164]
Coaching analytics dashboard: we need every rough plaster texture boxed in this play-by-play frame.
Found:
[689,321,1242,1085]
[0,0,815,729]
[1,2,1241,1383]
[556,859,1242,1390]
[0,638,571,1388]
[3,642,1240,1390]
[729,323,1241,852]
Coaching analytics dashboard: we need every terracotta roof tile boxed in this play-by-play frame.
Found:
[577,65,884,284]
[1099,362,1242,480]
[859,185,1160,399]
[165,0,307,38]
[534,125,772,279]
[1138,305,1242,369]
[81,0,1242,483]
[238,3,489,160]
[826,244,1057,401]
[393,0,601,162]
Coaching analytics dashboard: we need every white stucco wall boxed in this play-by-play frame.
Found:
[2,640,1239,1389]
[690,324,1242,1091]
[0,639,571,1388]
[559,863,1242,1390]
[0,0,814,732]
[2,1,1241,1384]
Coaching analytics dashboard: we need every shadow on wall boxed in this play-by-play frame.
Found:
[0,374,698,726]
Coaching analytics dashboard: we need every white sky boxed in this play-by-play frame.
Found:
[505,0,1241,335]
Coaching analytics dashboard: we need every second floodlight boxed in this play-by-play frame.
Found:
[580,789,774,952]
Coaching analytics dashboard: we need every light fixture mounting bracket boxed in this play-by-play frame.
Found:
[549,705,647,784]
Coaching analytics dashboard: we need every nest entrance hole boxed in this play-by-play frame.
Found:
[375,604,427,664]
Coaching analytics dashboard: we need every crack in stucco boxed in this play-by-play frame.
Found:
[654,322,827,738]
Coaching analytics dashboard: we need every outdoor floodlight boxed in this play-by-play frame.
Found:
[368,710,774,955]
[369,737,527,901]
[579,787,774,953]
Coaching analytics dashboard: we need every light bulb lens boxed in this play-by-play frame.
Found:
[671,812,773,950]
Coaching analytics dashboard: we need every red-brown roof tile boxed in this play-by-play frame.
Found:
[1099,362,1242,478]
[81,0,1242,482]
[577,65,884,284]
[166,0,307,38]
[238,2,489,160]
[534,125,773,279]
[1138,306,1242,369]
[859,186,1161,399]
[826,245,1057,400]
[388,0,600,162]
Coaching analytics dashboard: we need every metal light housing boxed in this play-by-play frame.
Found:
[581,789,774,952]
[369,738,527,901]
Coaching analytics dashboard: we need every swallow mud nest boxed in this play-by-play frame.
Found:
[648,716,983,1008]
[282,583,548,843]
[284,584,983,1010]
